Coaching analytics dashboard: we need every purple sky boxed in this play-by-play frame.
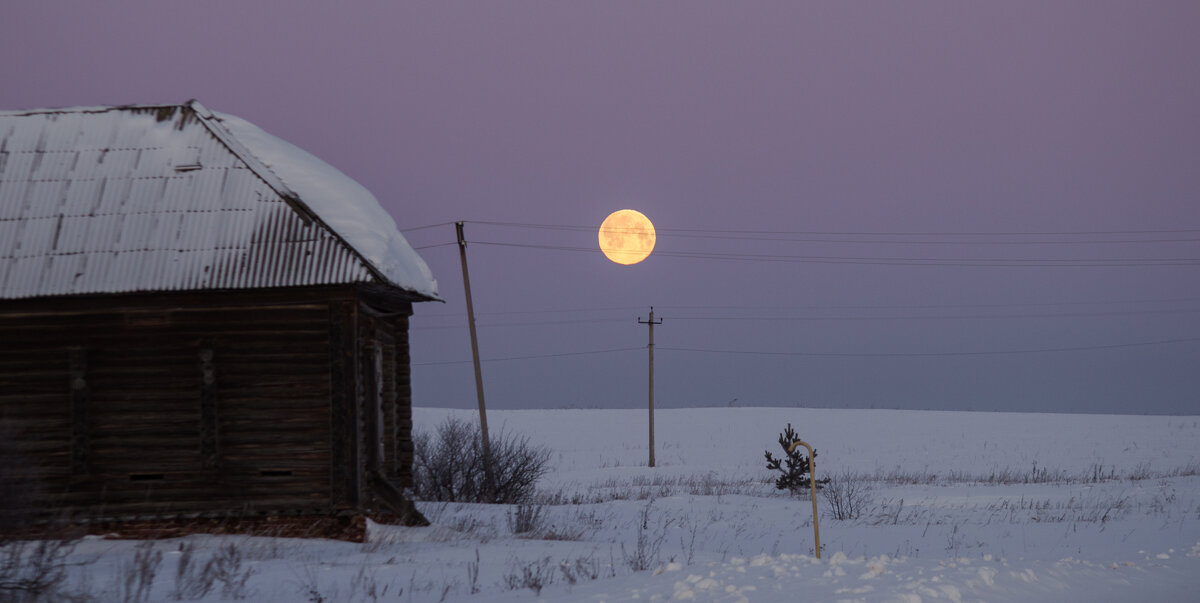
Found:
[5,2,1199,414]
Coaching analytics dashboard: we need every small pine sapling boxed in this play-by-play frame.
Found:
[764,423,828,495]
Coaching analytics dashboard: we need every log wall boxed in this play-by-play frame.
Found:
[0,287,418,521]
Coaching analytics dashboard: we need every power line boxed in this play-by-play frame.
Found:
[413,297,1200,321]
[420,305,646,318]
[468,219,1200,238]
[409,298,1200,332]
[400,221,457,233]
[478,223,1200,246]
[413,346,644,366]
[411,307,1200,330]
[660,297,1200,312]
[411,317,629,330]
[412,242,458,250]
[469,240,1200,267]
[657,337,1200,358]
[410,336,1198,367]
[667,307,1200,322]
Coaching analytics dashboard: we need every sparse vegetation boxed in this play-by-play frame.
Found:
[412,416,551,504]
[506,503,546,536]
[171,541,214,600]
[169,541,254,600]
[2,408,1196,602]
[119,541,162,603]
[621,499,673,572]
[503,556,555,595]
[764,423,829,495]
[0,533,84,602]
[822,470,875,520]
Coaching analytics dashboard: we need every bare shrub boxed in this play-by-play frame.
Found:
[170,542,254,601]
[412,417,551,504]
[208,543,254,600]
[506,503,545,536]
[466,549,480,595]
[296,567,326,603]
[171,541,215,600]
[679,519,700,565]
[622,499,673,572]
[503,556,555,595]
[0,535,82,601]
[822,471,875,520]
[559,555,600,585]
[120,541,163,603]
[539,522,586,541]
[349,565,393,602]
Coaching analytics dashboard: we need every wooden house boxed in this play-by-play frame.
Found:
[0,102,439,527]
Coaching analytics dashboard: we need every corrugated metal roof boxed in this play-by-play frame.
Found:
[0,102,439,300]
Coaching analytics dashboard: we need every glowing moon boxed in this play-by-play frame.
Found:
[598,209,656,265]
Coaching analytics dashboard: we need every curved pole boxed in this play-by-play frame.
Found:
[787,439,821,559]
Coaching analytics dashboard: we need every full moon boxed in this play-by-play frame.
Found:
[598,209,656,265]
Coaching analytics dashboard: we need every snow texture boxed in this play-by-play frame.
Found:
[35,408,1200,602]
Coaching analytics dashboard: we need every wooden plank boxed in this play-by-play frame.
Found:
[393,315,415,486]
[198,344,220,469]
[0,287,400,519]
[328,302,353,506]
[68,348,89,475]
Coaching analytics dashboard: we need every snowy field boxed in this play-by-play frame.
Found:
[19,407,1200,602]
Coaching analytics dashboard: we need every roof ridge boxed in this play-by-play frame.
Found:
[185,101,316,225]
[0,102,186,117]
[186,102,408,293]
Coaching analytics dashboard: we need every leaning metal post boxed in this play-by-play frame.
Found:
[787,439,821,559]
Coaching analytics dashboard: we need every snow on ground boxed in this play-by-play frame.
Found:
[20,408,1200,601]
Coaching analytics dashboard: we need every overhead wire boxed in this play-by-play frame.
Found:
[400,221,458,233]
[667,307,1200,322]
[412,297,1200,320]
[411,307,1200,329]
[411,317,630,330]
[467,219,1200,238]
[657,336,1200,358]
[406,219,1200,366]
[412,336,1200,366]
[413,346,644,366]
[412,242,458,250]
[405,220,1200,265]
[468,240,1200,266]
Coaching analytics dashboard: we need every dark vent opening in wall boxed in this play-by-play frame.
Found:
[129,473,164,481]
[260,470,293,477]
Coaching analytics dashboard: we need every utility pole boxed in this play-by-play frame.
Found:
[456,221,490,455]
[638,307,662,467]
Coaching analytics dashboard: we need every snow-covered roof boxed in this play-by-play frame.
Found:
[0,101,439,300]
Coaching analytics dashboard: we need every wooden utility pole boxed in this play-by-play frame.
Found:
[638,307,662,467]
[456,221,490,454]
